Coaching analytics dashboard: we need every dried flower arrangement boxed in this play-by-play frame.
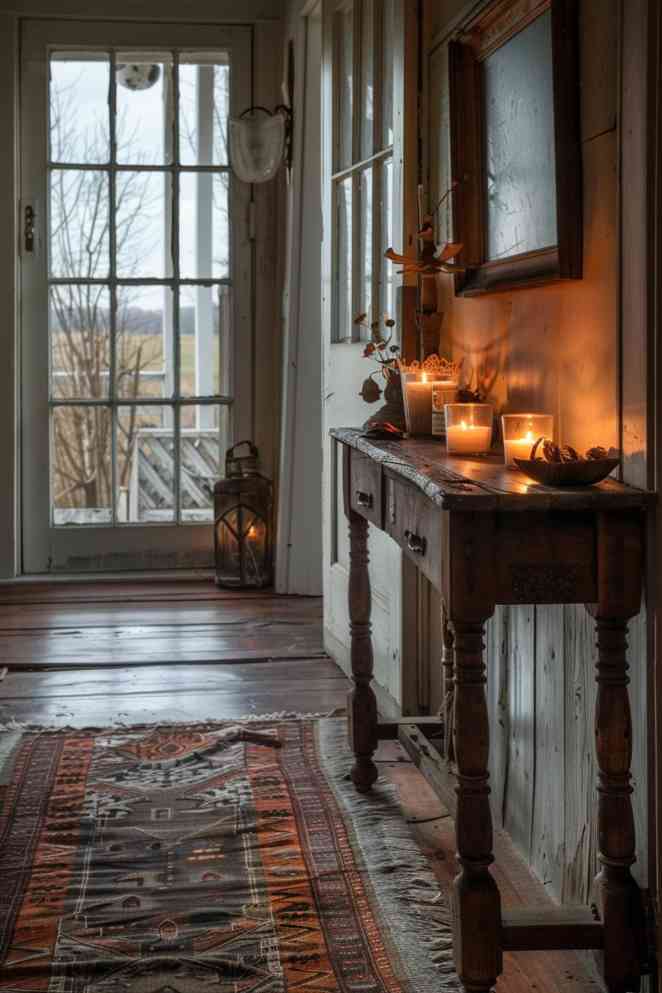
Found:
[354,313,400,404]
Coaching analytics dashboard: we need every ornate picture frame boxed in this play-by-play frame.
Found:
[448,0,581,295]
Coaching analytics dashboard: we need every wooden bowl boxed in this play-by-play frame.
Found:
[513,458,619,487]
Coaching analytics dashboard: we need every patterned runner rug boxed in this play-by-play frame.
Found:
[0,719,457,993]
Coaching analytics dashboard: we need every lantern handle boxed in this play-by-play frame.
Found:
[227,440,259,460]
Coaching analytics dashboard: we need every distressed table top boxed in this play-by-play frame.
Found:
[331,428,655,513]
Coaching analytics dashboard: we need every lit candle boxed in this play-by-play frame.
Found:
[446,419,493,454]
[431,380,459,437]
[445,403,494,454]
[403,372,434,436]
[503,430,536,467]
[501,414,554,467]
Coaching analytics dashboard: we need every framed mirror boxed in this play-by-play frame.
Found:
[449,0,581,295]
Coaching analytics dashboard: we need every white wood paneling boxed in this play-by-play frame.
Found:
[276,3,323,595]
[424,0,650,917]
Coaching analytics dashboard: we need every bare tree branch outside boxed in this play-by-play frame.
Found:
[49,59,230,521]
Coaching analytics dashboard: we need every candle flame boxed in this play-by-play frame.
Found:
[421,372,428,384]
[248,526,257,538]
[460,420,467,430]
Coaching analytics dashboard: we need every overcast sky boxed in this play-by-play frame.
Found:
[51,57,229,312]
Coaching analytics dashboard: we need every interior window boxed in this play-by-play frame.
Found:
[331,0,395,342]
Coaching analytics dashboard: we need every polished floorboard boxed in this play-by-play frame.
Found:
[0,585,324,668]
[0,579,600,993]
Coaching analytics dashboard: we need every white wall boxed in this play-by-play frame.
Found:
[0,0,283,578]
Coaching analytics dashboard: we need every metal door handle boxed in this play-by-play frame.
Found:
[404,529,426,555]
[356,490,373,509]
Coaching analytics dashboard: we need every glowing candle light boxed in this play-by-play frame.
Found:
[501,414,554,467]
[445,404,493,454]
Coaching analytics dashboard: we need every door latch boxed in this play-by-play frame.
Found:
[24,204,35,253]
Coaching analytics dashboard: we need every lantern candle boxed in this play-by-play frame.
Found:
[214,441,273,588]
[445,403,494,454]
[501,413,554,467]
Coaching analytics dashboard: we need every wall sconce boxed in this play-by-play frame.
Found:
[229,105,292,183]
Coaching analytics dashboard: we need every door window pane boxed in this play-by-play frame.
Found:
[117,285,173,400]
[179,172,229,279]
[335,5,354,170]
[50,285,110,400]
[382,0,395,147]
[179,57,230,166]
[116,170,166,278]
[179,285,231,397]
[117,404,175,522]
[116,56,172,165]
[52,405,112,524]
[360,0,374,159]
[50,169,110,278]
[335,177,353,339]
[50,54,110,164]
[44,43,237,534]
[180,405,227,521]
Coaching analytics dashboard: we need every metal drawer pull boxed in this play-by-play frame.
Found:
[404,529,426,555]
[356,490,373,509]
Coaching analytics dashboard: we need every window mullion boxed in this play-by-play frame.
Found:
[109,51,118,526]
[351,0,361,167]
[172,52,182,523]
[372,162,383,331]
[352,0,363,343]
[373,0,383,155]
[351,170,361,342]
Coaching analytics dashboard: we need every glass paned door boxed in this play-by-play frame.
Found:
[21,20,252,573]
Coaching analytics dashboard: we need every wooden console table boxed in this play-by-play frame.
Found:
[331,427,654,993]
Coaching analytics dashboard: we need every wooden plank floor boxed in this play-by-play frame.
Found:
[0,589,325,668]
[0,579,601,992]
[0,659,347,726]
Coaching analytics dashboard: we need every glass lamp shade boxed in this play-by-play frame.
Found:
[229,110,285,183]
[213,475,273,588]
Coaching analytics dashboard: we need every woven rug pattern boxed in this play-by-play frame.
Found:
[0,719,457,993]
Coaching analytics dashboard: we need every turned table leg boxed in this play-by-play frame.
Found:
[588,510,646,992]
[347,510,378,792]
[592,615,644,993]
[451,618,502,993]
[441,598,455,763]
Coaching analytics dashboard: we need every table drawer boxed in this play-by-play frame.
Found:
[349,451,383,527]
[385,474,442,589]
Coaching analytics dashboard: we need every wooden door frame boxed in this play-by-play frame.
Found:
[647,0,662,976]
[622,0,662,978]
[0,5,282,582]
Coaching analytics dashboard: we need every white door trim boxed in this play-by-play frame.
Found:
[20,19,253,573]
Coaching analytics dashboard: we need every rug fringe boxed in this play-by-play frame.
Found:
[318,719,461,992]
[0,709,344,734]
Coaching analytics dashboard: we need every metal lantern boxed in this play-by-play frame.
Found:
[213,441,273,589]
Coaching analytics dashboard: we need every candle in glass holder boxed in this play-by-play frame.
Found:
[402,371,434,436]
[501,413,554,467]
[431,381,459,437]
[445,403,493,454]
